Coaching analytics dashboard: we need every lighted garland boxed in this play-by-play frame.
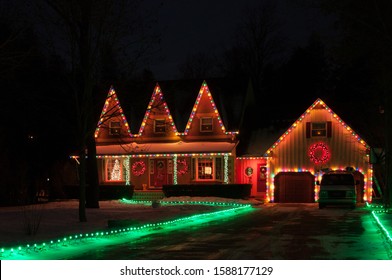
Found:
[0,200,252,260]
[308,142,330,164]
[132,161,146,176]
[177,159,188,175]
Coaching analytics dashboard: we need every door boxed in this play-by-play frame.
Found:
[149,159,173,188]
[274,172,315,203]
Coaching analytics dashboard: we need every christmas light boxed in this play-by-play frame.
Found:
[95,86,132,138]
[138,84,178,136]
[173,154,178,185]
[308,142,331,164]
[124,156,130,185]
[366,202,392,248]
[96,152,232,159]
[224,154,229,184]
[132,160,146,176]
[180,81,237,136]
[0,200,252,260]
[264,98,370,156]
[110,159,122,180]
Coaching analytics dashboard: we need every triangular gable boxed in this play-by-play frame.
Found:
[94,86,132,138]
[264,98,370,156]
[181,81,237,135]
[137,83,178,136]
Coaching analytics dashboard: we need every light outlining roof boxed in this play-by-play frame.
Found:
[264,98,370,156]
[96,141,236,155]
[179,80,238,136]
[94,86,132,138]
[138,83,178,136]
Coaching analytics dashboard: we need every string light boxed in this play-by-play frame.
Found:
[173,154,178,185]
[96,152,232,159]
[124,156,130,185]
[224,154,229,184]
[138,84,178,136]
[0,200,252,260]
[264,98,370,156]
[95,86,132,138]
[179,81,237,136]
[132,161,146,176]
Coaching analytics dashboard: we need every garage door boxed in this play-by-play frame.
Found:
[274,172,314,203]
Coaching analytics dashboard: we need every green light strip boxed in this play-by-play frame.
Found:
[0,200,252,260]
[366,202,392,251]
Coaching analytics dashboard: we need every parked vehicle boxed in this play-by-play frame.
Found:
[317,171,358,209]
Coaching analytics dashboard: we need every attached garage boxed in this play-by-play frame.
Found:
[274,172,314,203]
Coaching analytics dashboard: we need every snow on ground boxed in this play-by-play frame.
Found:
[0,197,261,249]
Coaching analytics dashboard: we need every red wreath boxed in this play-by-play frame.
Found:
[132,161,146,176]
[308,142,331,164]
[177,159,188,175]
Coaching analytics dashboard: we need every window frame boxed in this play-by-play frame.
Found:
[193,157,223,181]
[311,122,327,138]
[109,121,121,135]
[154,119,166,133]
[200,117,213,132]
[105,158,125,182]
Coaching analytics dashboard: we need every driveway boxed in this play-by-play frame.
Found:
[73,203,391,260]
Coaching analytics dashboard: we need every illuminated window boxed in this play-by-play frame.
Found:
[193,157,223,181]
[200,117,213,132]
[154,119,166,133]
[109,121,121,135]
[311,122,327,137]
[106,158,124,181]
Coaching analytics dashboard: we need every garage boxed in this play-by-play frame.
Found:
[274,172,315,203]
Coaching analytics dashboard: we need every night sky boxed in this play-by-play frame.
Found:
[145,0,333,80]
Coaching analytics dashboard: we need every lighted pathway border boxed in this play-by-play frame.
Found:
[366,202,392,256]
[0,199,253,260]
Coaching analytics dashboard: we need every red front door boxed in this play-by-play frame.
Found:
[150,159,173,188]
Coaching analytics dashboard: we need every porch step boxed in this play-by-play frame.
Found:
[132,191,165,201]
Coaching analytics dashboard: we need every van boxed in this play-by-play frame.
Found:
[317,171,357,209]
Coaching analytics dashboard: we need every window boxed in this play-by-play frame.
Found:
[154,119,166,133]
[192,157,223,181]
[198,158,213,179]
[312,122,326,137]
[106,158,124,181]
[306,122,332,138]
[109,121,121,135]
[200,117,213,132]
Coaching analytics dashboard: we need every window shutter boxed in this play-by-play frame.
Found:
[327,121,332,138]
[306,122,311,138]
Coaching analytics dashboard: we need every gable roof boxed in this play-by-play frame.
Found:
[137,83,178,136]
[96,77,250,136]
[94,86,132,138]
[263,98,370,156]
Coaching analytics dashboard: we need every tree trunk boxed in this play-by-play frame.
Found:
[78,150,87,222]
[86,133,100,208]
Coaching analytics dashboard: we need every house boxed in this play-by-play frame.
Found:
[94,78,251,190]
[236,98,373,203]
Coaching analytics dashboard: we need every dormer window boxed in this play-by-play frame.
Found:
[109,121,121,135]
[200,117,213,132]
[312,122,327,137]
[154,119,166,133]
[306,122,332,138]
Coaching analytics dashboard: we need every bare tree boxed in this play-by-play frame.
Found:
[35,0,160,221]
